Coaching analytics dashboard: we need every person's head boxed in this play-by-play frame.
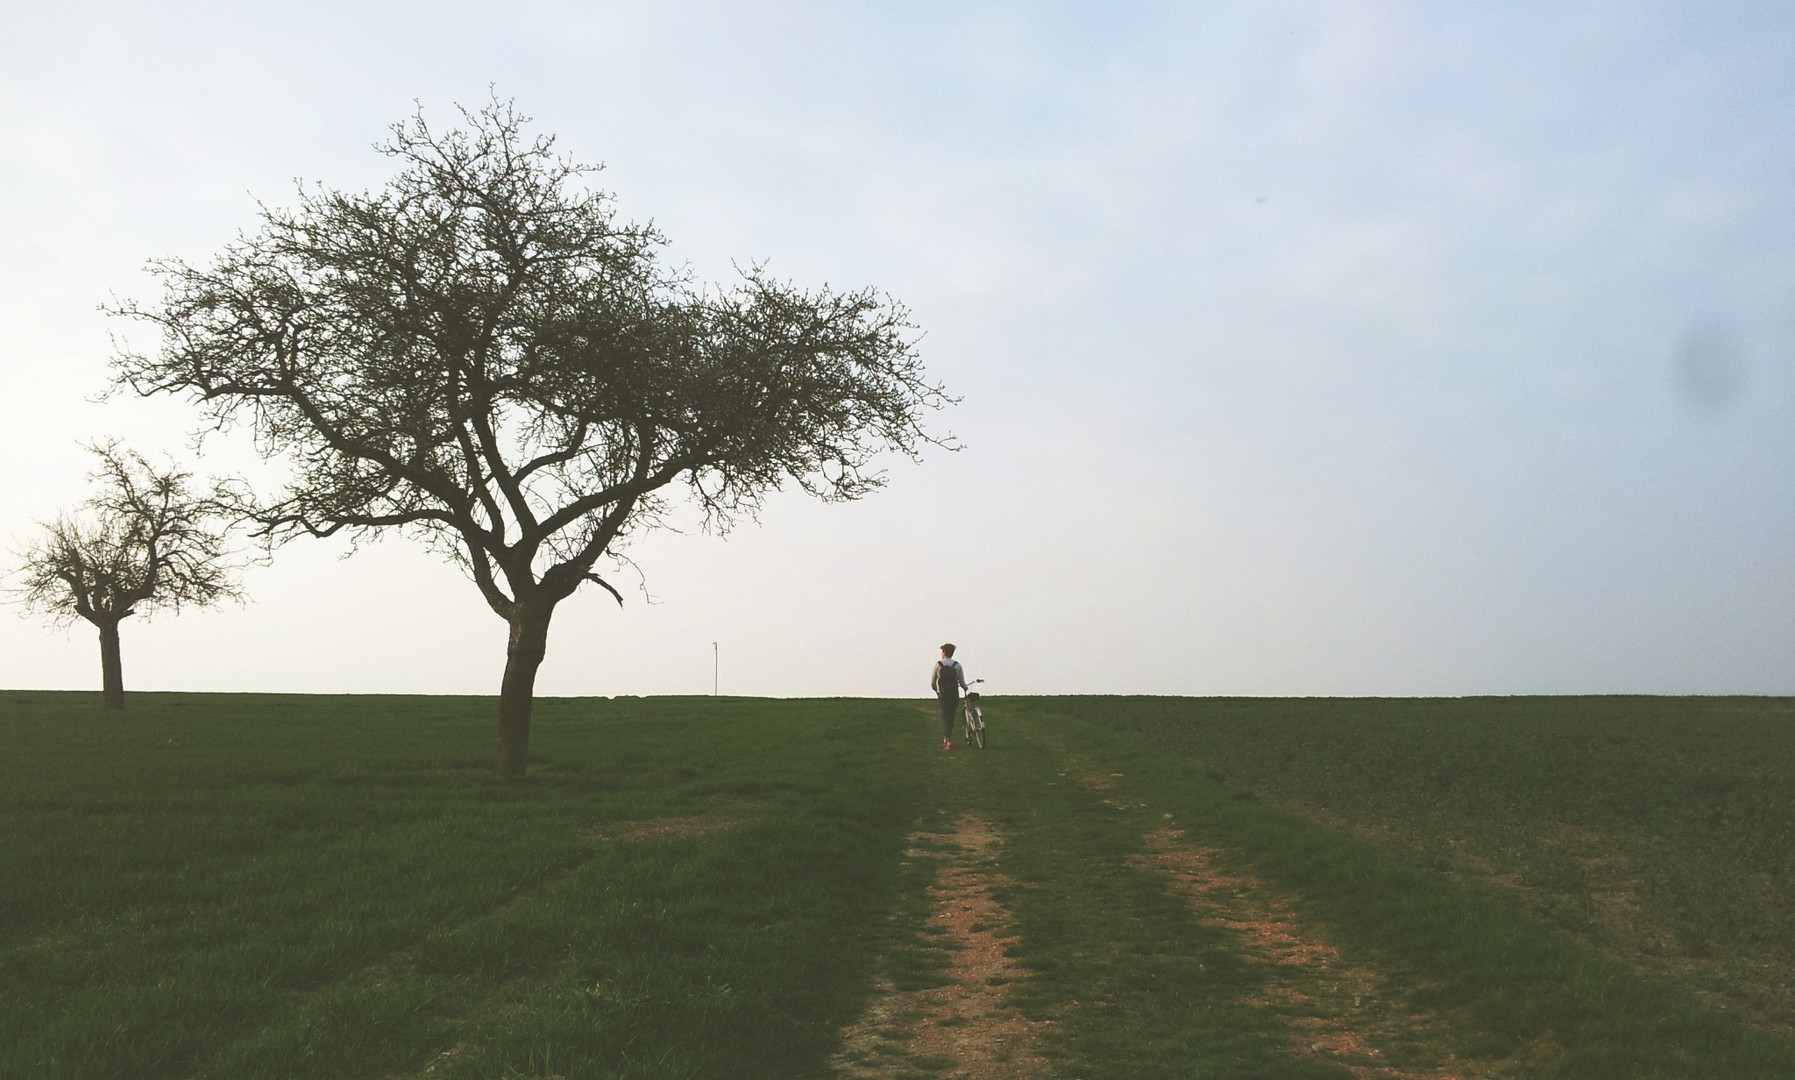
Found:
[940,643,956,658]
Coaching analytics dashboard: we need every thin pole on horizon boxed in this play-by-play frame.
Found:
[713,642,718,696]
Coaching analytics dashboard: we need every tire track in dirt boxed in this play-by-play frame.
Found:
[1050,763,1545,1078]
[833,814,1055,1079]
[1215,781,1795,1036]
[1130,827,1544,1079]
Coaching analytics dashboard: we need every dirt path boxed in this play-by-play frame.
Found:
[1131,826,1542,1079]
[833,815,1055,1079]
[833,757,1560,1077]
[1232,788,1795,1037]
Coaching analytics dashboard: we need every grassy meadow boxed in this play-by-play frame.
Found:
[1,691,1791,1078]
[1043,696,1795,1030]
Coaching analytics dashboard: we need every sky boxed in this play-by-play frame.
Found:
[3,1,1793,698]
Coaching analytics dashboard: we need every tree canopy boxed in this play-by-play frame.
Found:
[111,100,951,774]
[12,442,239,708]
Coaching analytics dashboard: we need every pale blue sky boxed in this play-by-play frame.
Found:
[3,1,1792,696]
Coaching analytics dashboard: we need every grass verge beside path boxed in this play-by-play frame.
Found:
[947,713,1349,1078]
[0,692,941,1080]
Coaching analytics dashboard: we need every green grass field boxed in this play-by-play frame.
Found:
[1043,696,1795,1032]
[1,691,1791,1079]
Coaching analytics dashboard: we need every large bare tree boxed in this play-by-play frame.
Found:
[111,100,951,777]
[11,443,239,709]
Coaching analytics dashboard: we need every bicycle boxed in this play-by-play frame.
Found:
[962,679,987,750]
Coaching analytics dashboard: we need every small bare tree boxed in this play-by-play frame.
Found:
[11,443,239,709]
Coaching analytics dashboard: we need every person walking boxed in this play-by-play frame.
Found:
[931,642,969,750]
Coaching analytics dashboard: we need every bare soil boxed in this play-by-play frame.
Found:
[580,801,763,843]
[833,815,1055,1079]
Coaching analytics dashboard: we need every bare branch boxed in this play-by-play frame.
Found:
[9,444,243,629]
[583,572,624,607]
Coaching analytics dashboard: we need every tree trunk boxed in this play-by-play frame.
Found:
[97,618,124,711]
[494,602,554,779]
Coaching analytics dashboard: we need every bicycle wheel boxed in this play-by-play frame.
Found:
[970,710,987,750]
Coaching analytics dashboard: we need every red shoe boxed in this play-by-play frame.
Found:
[942,739,952,750]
